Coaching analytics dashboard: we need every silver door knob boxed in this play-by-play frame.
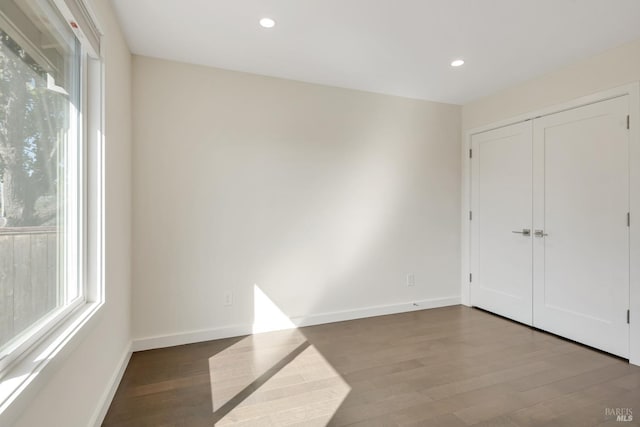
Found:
[534,229,548,237]
[512,229,531,236]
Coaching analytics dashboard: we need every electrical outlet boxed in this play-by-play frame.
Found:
[224,292,233,306]
[407,274,415,287]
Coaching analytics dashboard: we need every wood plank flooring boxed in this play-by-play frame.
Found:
[103,306,640,426]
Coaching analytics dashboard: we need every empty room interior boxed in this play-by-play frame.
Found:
[2,0,640,426]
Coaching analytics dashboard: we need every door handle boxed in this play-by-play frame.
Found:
[534,229,548,237]
[512,229,531,236]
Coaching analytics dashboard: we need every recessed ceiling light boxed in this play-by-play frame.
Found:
[451,59,465,67]
[259,18,275,28]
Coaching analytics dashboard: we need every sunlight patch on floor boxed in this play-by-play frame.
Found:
[212,337,350,426]
[209,285,350,425]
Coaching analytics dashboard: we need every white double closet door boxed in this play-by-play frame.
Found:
[471,96,630,358]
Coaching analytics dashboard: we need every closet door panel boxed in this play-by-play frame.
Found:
[471,121,533,325]
[533,96,630,358]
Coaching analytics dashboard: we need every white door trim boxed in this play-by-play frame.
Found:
[460,82,640,365]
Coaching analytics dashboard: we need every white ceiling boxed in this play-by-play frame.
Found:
[110,0,640,105]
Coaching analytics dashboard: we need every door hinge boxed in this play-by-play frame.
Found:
[469,149,472,159]
[628,212,631,227]
[469,211,473,221]
[469,273,473,282]
[628,309,630,324]
[627,115,630,130]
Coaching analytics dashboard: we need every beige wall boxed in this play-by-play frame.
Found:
[13,0,132,425]
[463,38,640,131]
[132,56,461,344]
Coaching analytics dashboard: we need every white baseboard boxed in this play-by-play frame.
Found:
[291,296,460,327]
[90,343,132,427]
[132,296,461,352]
[132,324,253,352]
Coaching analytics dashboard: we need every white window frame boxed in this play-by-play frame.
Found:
[0,0,104,424]
[0,40,85,372]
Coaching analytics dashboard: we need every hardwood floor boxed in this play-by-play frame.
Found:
[103,306,640,426]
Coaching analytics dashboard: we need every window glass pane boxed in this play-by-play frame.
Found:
[0,0,81,354]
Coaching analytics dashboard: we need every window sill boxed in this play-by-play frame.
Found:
[0,300,104,426]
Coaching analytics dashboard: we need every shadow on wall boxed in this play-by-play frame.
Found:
[133,85,460,347]
[208,129,430,340]
[247,131,415,322]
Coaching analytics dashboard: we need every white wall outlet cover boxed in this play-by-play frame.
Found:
[224,292,233,306]
[407,274,416,287]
